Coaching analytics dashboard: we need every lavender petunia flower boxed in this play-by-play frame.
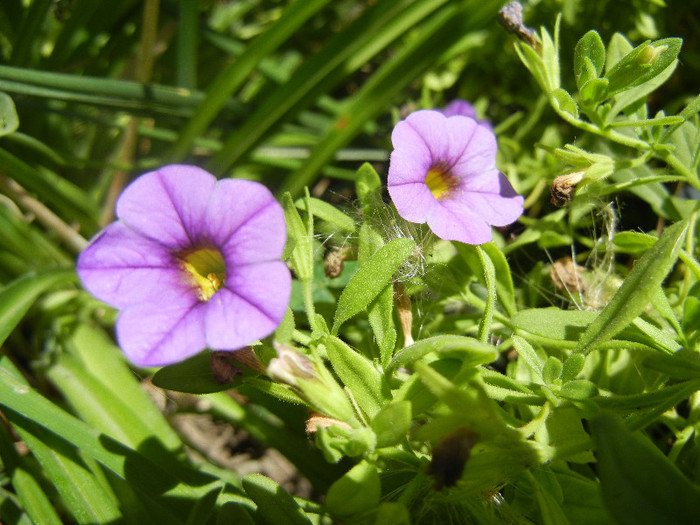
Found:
[387,110,523,245]
[77,165,291,367]
[440,99,493,131]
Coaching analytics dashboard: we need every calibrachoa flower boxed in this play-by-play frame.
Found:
[387,109,523,245]
[440,99,493,131]
[77,165,291,367]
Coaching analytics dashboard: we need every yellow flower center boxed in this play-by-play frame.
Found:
[425,162,457,200]
[181,248,226,301]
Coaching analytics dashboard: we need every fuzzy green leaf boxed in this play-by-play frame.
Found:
[370,401,411,448]
[294,196,355,233]
[332,237,415,333]
[368,284,397,367]
[0,91,19,136]
[282,192,314,281]
[605,37,682,97]
[387,335,497,374]
[355,162,383,208]
[242,474,311,525]
[542,357,563,385]
[551,88,579,118]
[559,380,598,400]
[579,78,609,105]
[560,354,586,383]
[324,335,387,418]
[574,30,606,88]
[574,219,688,353]
[325,460,380,517]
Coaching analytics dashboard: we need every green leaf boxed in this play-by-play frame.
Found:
[216,502,255,525]
[560,353,586,383]
[683,282,700,334]
[47,352,172,450]
[0,422,62,525]
[242,474,311,525]
[64,324,183,451]
[455,242,517,317]
[614,231,657,253]
[542,357,563,385]
[185,486,221,525]
[325,460,381,517]
[579,78,609,105]
[294,196,355,233]
[356,162,383,209]
[11,416,124,524]
[574,30,606,88]
[605,33,635,73]
[0,358,209,515]
[370,401,411,448]
[531,471,571,525]
[332,237,415,333]
[591,413,700,525]
[609,59,678,117]
[574,219,688,353]
[0,269,75,346]
[275,308,295,344]
[374,502,411,525]
[324,335,388,418]
[513,308,596,346]
[282,192,314,281]
[0,91,19,136]
[641,349,700,380]
[551,89,578,118]
[512,335,545,382]
[387,335,497,374]
[481,242,517,317]
[559,380,598,400]
[536,408,593,463]
[368,283,397,367]
[604,37,682,97]
[153,351,236,394]
[540,16,561,92]
[515,40,550,93]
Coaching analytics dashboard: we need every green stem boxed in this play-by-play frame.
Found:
[302,279,320,333]
[549,95,651,150]
[463,287,511,329]
[663,151,700,190]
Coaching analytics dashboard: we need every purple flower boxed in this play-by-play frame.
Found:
[77,165,291,367]
[387,110,523,245]
[440,99,493,131]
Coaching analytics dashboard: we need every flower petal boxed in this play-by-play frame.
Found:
[77,222,191,308]
[387,181,438,224]
[452,170,524,226]
[116,293,206,367]
[116,165,216,249]
[391,111,439,162]
[387,147,432,186]
[448,119,497,176]
[205,261,291,349]
[427,200,494,245]
[442,100,477,119]
[204,179,287,264]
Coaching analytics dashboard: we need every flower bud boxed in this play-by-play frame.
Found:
[267,342,316,387]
